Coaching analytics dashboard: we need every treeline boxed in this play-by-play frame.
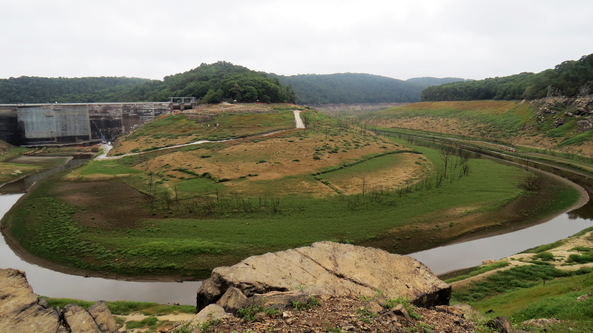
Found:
[0,62,295,104]
[422,53,593,101]
[0,77,147,104]
[270,73,465,104]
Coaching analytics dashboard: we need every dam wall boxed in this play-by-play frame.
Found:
[0,102,168,146]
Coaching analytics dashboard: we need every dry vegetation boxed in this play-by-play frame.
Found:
[361,100,593,156]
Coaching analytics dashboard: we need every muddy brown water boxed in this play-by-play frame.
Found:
[0,154,592,305]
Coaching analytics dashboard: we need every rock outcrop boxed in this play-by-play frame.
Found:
[533,96,593,130]
[0,268,119,333]
[0,268,62,333]
[197,241,451,312]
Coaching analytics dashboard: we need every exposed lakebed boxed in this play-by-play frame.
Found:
[0,154,592,305]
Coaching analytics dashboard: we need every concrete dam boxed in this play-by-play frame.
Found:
[0,102,169,146]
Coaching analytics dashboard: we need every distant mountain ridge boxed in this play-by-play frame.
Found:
[0,62,465,105]
[270,73,466,104]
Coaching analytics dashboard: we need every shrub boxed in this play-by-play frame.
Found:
[292,297,321,310]
[532,252,555,261]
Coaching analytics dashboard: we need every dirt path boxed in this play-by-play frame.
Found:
[94,143,113,160]
[293,110,305,129]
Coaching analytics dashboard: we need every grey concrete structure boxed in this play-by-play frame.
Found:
[0,102,169,146]
[18,104,90,142]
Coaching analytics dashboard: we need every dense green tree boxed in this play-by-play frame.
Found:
[422,54,593,101]
[0,62,296,104]
[0,77,148,103]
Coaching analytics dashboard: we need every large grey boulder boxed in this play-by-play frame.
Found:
[197,241,451,312]
[0,268,62,333]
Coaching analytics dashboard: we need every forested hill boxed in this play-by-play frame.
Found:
[0,62,295,104]
[422,53,593,101]
[1,62,468,105]
[0,77,148,104]
[118,62,295,103]
[271,73,465,104]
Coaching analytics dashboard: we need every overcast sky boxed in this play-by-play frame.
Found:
[1,0,592,81]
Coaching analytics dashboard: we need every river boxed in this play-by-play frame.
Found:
[410,200,593,275]
[0,154,592,305]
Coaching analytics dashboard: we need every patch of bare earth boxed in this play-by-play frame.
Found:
[55,181,151,229]
[330,153,426,195]
[141,131,414,196]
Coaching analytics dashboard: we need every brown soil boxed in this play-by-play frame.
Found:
[142,130,414,196]
[167,296,480,333]
[328,153,425,195]
[55,181,151,229]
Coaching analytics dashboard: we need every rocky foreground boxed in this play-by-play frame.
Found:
[0,268,119,333]
[169,242,521,333]
[1,242,528,332]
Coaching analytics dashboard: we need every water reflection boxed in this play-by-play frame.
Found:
[568,201,593,221]
[410,198,593,276]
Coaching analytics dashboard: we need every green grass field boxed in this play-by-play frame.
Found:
[454,267,593,332]
[7,134,576,278]
[2,106,581,279]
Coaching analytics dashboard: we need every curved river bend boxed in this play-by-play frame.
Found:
[1,157,592,304]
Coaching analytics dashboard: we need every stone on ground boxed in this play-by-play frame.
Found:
[197,241,451,312]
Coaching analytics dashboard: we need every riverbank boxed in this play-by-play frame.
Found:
[440,159,590,247]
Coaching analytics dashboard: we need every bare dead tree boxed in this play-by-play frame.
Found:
[439,146,455,179]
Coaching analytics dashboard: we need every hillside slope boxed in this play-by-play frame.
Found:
[360,98,593,156]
